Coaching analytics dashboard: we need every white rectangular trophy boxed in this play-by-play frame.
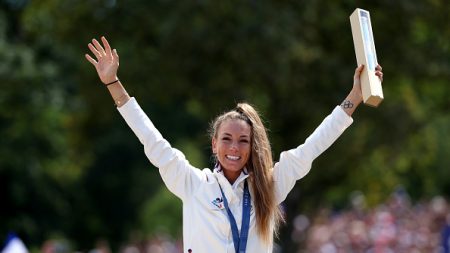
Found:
[350,8,383,107]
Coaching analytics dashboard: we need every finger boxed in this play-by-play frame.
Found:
[354,64,364,77]
[101,36,112,55]
[85,54,98,65]
[112,49,119,61]
[376,64,382,71]
[375,71,383,82]
[88,43,101,59]
[92,38,106,56]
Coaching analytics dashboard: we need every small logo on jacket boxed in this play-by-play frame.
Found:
[211,197,224,209]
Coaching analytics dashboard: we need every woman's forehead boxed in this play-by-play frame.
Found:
[218,119,251,134]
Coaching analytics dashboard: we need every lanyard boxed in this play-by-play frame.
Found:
[218,180,251,253]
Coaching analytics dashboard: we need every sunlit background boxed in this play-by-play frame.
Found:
[1,0,450,252]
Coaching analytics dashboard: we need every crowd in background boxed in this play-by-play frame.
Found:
[5,189,450,253]
[292,189,450,253]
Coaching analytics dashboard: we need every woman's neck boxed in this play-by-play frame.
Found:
[223,170,241,185]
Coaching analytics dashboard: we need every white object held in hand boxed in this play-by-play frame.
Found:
[350,8,384,107]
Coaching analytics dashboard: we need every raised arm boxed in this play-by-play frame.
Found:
[85,37,206,200]
[85,36,130,107]
[273,64,383,203]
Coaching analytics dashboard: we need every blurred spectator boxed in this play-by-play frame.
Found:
[88,239,111,253]
[442,214,450,253]
[40,239,70,253]
[143,234,180,253]
[1,233,28,253]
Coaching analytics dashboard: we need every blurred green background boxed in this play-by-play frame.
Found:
[1,0,450,252]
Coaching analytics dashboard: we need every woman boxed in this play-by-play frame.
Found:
[85,36,383,253]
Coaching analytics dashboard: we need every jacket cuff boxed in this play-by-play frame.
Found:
[333,105,353,129]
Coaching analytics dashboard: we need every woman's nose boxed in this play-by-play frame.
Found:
[229,141,239,151]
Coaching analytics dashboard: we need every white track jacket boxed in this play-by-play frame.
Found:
[118,98,353,253]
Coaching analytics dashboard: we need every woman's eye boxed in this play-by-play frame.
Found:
[240,139,249,143]
[222,137,231,141]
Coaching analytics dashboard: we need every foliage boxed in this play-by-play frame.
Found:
[1,0,450,251]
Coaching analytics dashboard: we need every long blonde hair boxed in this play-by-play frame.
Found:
[210,102,284,244]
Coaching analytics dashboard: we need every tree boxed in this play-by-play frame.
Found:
[0,1,86,248]
[2,0,450,251]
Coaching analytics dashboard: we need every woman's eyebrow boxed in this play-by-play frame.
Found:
[220,132,249,138]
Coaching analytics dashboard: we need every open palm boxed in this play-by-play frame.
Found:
[85,36,119,84]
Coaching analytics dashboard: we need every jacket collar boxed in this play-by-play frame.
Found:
[213,164,249,189]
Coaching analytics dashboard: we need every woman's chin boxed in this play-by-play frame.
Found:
[222,164,243,174]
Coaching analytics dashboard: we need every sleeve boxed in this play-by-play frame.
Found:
[117,97,206,201]
[273,106,353,203]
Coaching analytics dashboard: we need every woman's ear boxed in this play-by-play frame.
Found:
[211,138,217,154]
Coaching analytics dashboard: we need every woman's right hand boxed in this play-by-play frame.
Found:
[85,36,119,85]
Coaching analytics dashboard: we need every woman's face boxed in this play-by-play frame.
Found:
[212,119,251,181]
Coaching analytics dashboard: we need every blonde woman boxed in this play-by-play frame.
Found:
[85,36,383,253]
